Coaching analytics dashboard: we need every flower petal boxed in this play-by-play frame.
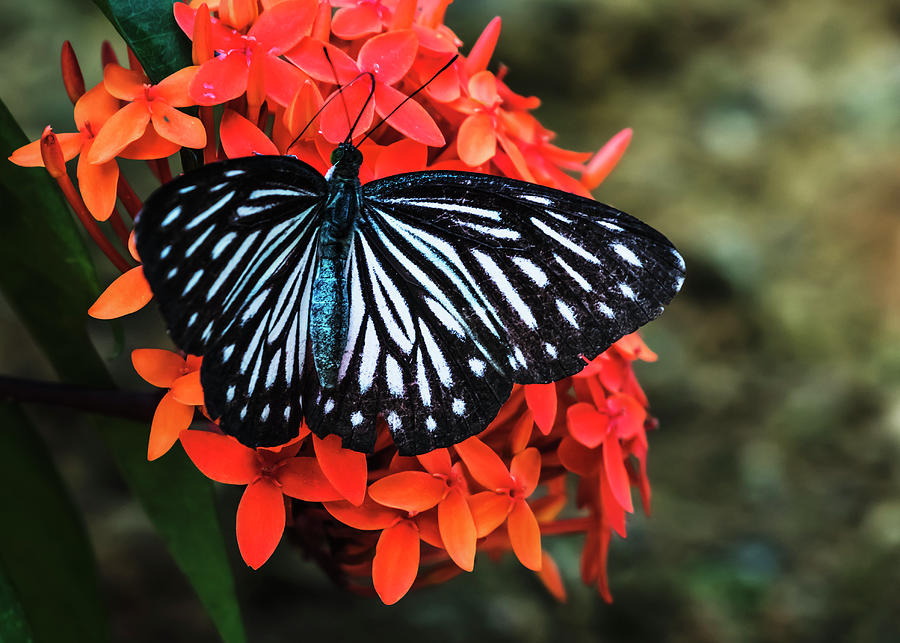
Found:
[416,448,451,475]
[374,139,427,178]
[74,84,121,133]
[170,370,205,405]
[179,429,259,484]
[368,471,446,513]
[454,436,512,491]
[566,402,609,449]
[374,83,444,146]
[76,145,118,221]
[438,487,476,571]
[358,30,418,86]
[278,457,344,501]
[118,127,182,160]
[331,4,382,40]
[602,435,633,513]
[284,38,359,85]
[510,447,541,497]
[88,102,151,164]
[248,0,317,52]
[236,478,286,569]
[557,436,600,476]
[468,70,499,107]
[323,497,398,530]
[313,434,367,505]
[599,467,627,538]
[131,348,185,387]
[220,109,279,157]
[263,54,310,107]
[417,54,461,102]
[537,551,567,602]
[507,499,542,571]
[468,491,512,538]
[153,66,200,107]
[372,520,420,605]
[148,390,194,460]
[524,382,557,435]
[102,63,146,101]
[150,102,206,149]
[615,332,657,362]
[464,17,501,76]
[189,52,249,106]
[582,128,632,190]
[456,113,495,166]
[88,266,153,319]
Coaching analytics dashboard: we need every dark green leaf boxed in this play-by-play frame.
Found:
[0,564,34,643]
[92,0,192,83]
[95,417,248,643]
[0,98,246,643]
[0,403,106,643]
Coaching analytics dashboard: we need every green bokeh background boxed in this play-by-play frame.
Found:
[3,0,900,641]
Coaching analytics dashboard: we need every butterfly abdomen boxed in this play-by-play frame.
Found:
[310,174,361,389]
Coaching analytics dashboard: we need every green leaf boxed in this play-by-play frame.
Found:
[0,403,106,643]
[95,417,248,643]
[92,0,192,83]
[0,564,34,643]
[0,98,247,643]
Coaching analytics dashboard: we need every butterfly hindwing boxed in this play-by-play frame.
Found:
[135,155,327,446]
[301,171,684,455]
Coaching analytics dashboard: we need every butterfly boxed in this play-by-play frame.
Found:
[134,141,685,456]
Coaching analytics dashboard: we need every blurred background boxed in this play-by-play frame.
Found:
[3,0,900,641]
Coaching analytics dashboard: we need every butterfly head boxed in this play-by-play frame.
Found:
[329,143,363,180]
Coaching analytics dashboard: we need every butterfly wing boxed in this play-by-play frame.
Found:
[302,171,685,455]
[135,155,327,446]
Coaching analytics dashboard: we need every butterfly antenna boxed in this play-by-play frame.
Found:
[321,47,356,143]
[287,72,376,152]
[358,54,459,146]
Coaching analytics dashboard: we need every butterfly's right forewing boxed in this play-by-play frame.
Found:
[135,155,327,446]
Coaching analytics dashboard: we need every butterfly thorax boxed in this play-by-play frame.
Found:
[310,144,363,389]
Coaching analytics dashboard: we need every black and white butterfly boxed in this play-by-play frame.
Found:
[135,142,684,455]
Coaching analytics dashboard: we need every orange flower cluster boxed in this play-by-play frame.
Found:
[10,0,655,604]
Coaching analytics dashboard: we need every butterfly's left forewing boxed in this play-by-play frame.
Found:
[135,155,327,446]
[302,170,685,455]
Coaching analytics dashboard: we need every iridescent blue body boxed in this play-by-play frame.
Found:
[309,143,363,388]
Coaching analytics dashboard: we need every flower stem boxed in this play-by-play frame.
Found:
[0,375,161,422]
[109,208,131,246]
[116,174,142,218]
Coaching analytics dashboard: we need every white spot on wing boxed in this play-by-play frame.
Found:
[512,257,548,287]
[523,194,551,205]
[351,411,364,426]
[359,319,379,393]
[619,283,636,300]
[556,298,579,327]
[612,243,643,267]
[425,416,437,432]
[554,254,592,291]
[385,354,403,396]
[469,358,486,376]
[183,270,204,295]
[161,205,182,227]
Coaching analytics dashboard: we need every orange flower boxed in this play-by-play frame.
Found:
[132,349,204,460]
[180,428,345,569]
[88,63,205,164]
